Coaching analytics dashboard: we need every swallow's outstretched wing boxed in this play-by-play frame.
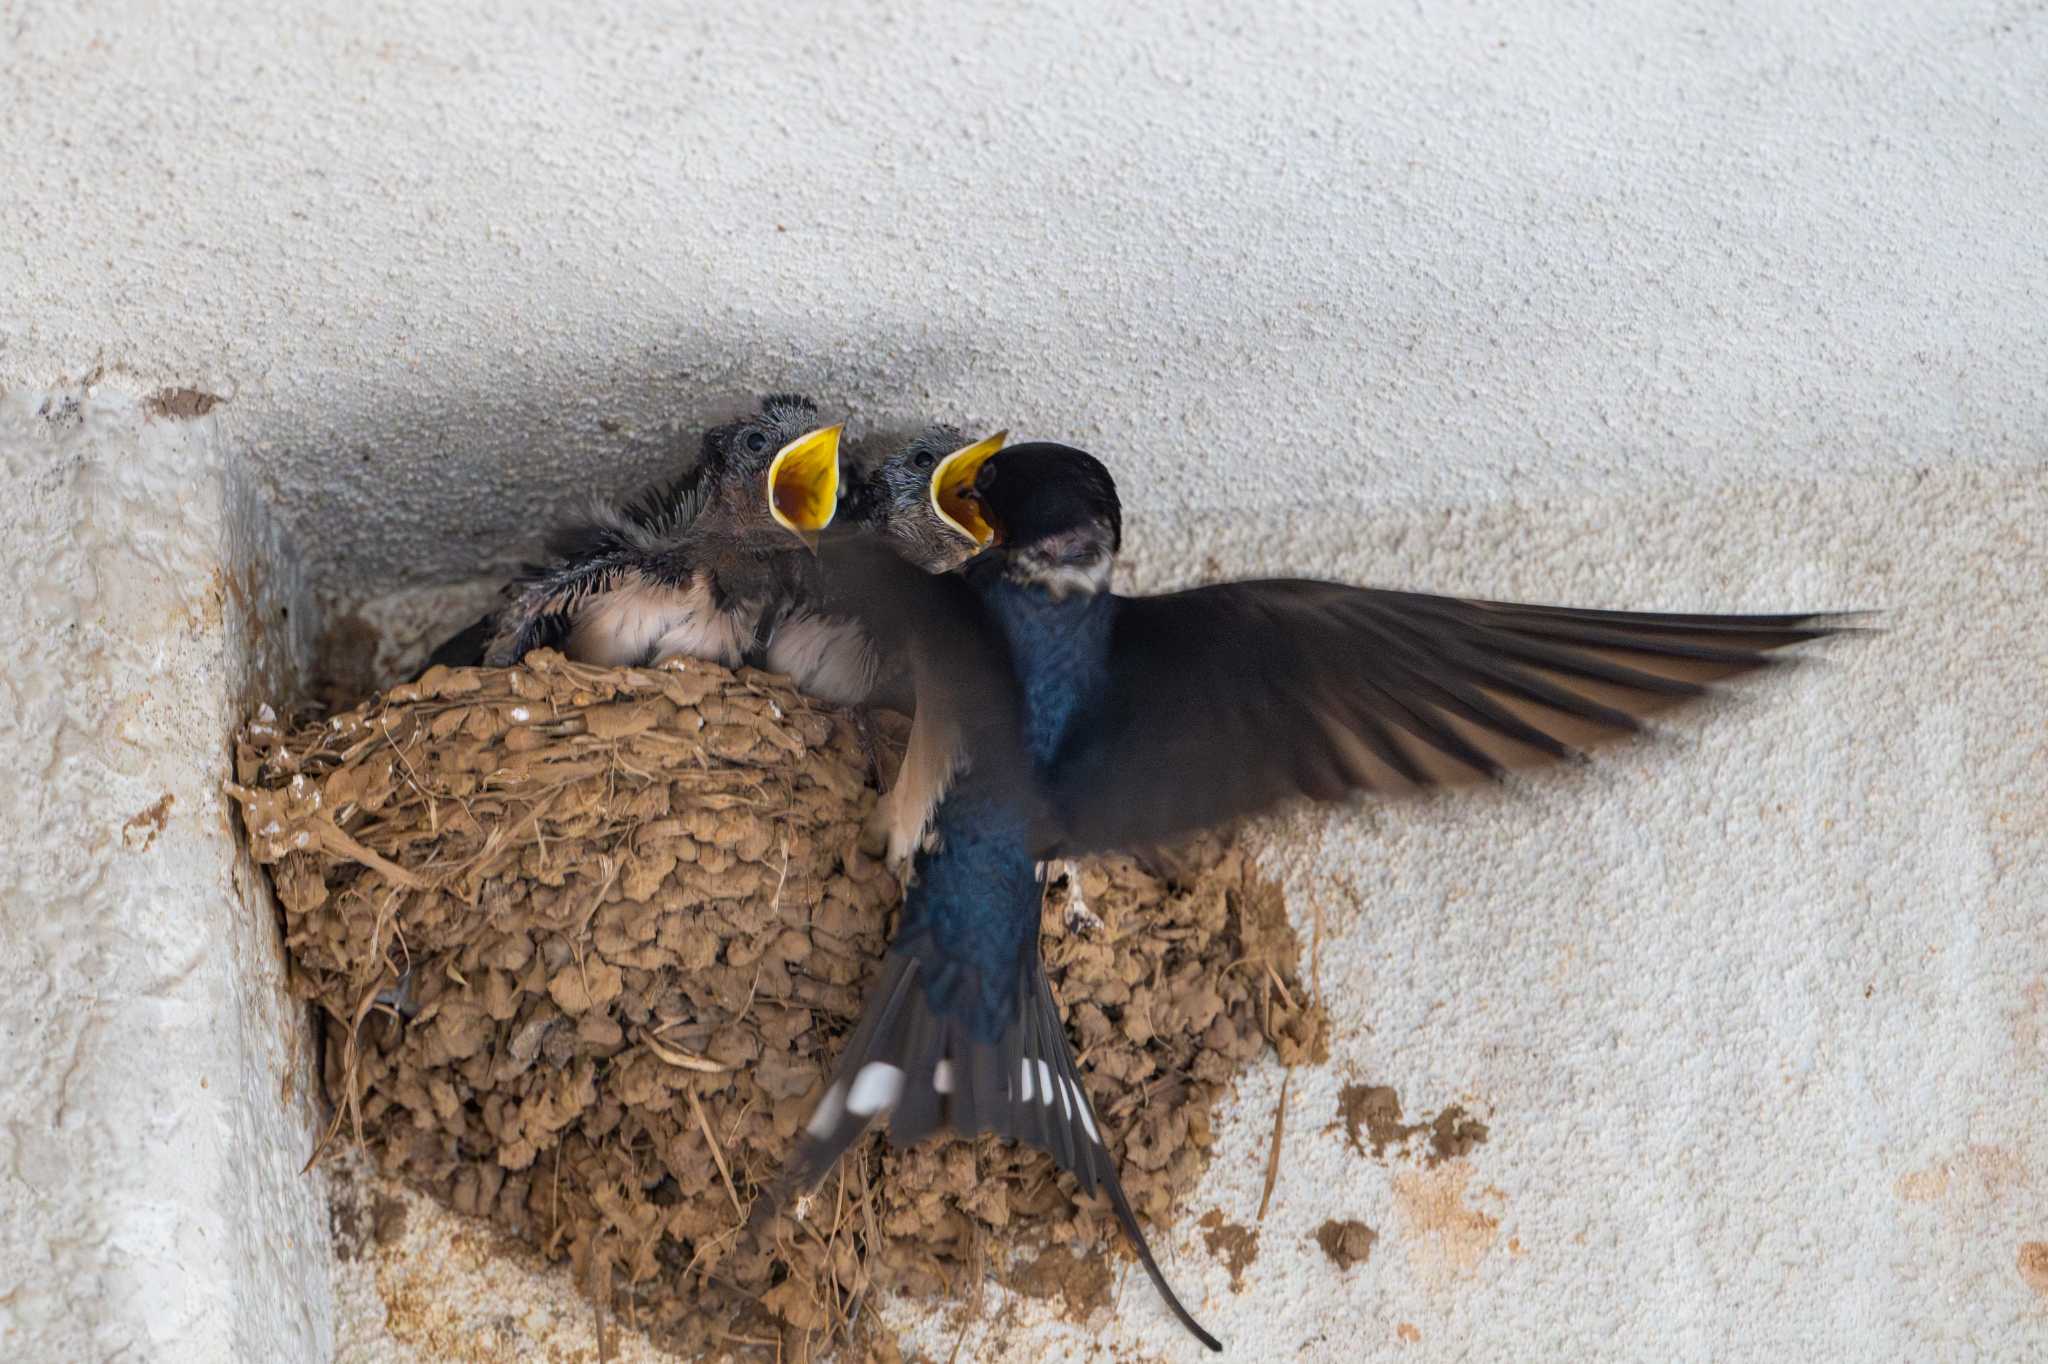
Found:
[1041,583,1858,857]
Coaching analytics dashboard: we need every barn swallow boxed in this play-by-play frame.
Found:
[754,541,1226,1353]
[761,441,1858,1352]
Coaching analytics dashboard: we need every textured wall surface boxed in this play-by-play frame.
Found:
[0,388,331,1362]
[8,1,2045,590]
[2,1,2043,1360]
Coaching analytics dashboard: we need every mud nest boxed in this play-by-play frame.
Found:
[231,650,1326,1358]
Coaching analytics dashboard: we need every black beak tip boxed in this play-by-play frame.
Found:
[840,482,873,523]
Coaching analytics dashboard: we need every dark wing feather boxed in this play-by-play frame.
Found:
[480,548,662,667]
[415,612,496,677]
[1043,581,1859,857]
[813,534,1044,804]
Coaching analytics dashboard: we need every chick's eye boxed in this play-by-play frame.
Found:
[914,450,936,469]
[744,431,768,453]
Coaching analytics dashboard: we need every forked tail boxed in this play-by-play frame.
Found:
[752,931,1222,1351]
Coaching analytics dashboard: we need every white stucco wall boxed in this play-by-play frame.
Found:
[3,3,2043,1361]
[0,387,330,1361]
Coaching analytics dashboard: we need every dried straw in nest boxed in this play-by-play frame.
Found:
[230,649,1326,1357]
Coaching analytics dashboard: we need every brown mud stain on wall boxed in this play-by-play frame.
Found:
[2012,978,2047,1068]
[1896,1146,2027,1218]
[312,607,384,713]
[1425,1106,1489,1165]
[1391,1160,1501,1278]
[147,387,222,418]
[122,793,174,851]
[335,1189,411,1262]
[1897,1166,1951,1203]
[1197,1210,1260,1291]
[1314,1219,1377,1270]
[1010,1244,1115,1323]
[1337,1084,1414,1158]
[1396,1322,1422,1344]
[2019,1242,2048,1300]
[1334,1083,1489,1166]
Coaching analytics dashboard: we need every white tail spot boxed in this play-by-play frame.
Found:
[1054,1071,1074,1120]
[1019,1058,1035,1103]
[847,1062,905,1117]
[1036,1060,1056,1107]
[934,1059,955,1094]
[1066,1080,1099,1142]
[805,1081,846,1138]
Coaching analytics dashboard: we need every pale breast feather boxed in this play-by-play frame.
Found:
[566,571,751,668]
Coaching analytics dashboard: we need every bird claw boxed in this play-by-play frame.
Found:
[861,795,934,880]
[1059,860,1103,936]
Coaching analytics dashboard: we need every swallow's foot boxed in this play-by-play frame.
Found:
[881,818,938,878]
[861,787,932,879]
[1058,860,1103,936]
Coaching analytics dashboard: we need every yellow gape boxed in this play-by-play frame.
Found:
[767,425,843,540]
[929,431,1009,547]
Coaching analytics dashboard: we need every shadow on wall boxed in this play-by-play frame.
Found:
[242,315,1007,605]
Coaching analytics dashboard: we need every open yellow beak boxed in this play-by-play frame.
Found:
[930,431,1008,547]
[767,424,842,541]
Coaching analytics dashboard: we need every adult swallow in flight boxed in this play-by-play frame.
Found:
[761,440,1859,1352]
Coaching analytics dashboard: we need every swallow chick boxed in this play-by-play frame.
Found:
[841,423,1000,580]
[422,395,861,696]
[421,410,1007,852]
[424,407,1007,705]
[758,442,1860,1352]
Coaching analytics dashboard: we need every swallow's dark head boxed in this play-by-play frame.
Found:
[966,442,1122,597]
[853,425,1007,572]
[699,394,842,540]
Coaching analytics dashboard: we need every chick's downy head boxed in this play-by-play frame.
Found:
[852,425,1007,572]
[702,393,842,539]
